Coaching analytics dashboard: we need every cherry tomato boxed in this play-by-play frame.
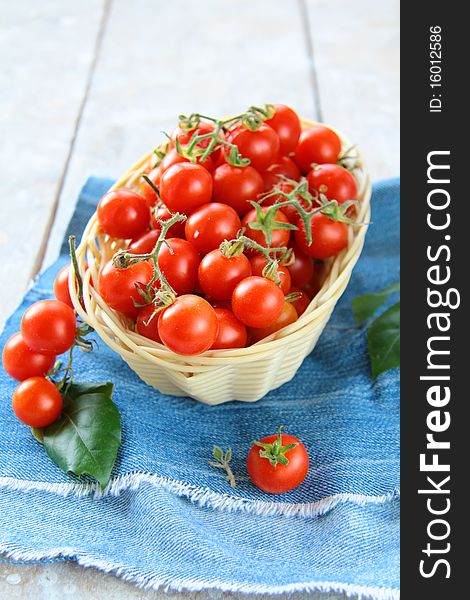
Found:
[160,163,213,215]
[185,203,241,255]
[160,148,214,174]
[171,121,220,149]
[158,295,218,355]
[128,227,161,255]
[12,377,62,427]
[250,301,298,343]
[262,156,301,191]
[242,207,291,249]
[21,300,76,355]
[261,180,307,224]
[295,213,348,259]
[157,238,200,295]
[97,189,150,239]
[152,205,186,238]
[290,287,310,316]
[53,264,74,309]
[136,304,162,343]
[98,260,153,319]
[303,271,322,299]
[307,163,358,208]
[227,123,280,172]
[2,333,56,382]
[198,249,252,300]
[247,429,309,494]
[212,164,264,216]
[287,245,314,288]
[294,125,342,173]
[138,167,162,207]
[211,308,247,350]
[232,276,284,328]
[249,255,291,294]
[265,104,301,155]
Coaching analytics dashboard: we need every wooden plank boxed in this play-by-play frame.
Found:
[303,0,399,179]
[43,0,317,267]
[0,0,107,327]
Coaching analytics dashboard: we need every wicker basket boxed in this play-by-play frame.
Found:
[69,118,371,405]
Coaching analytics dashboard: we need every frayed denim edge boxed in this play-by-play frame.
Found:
[0,542,399,599]
[0,473,399,518]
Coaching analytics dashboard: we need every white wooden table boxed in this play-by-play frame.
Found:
[0,0,399,597]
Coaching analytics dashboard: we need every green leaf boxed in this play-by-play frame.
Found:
[224,448,232,462]
[367,302,400,378]
[42,382,121,490]
[212,446,223,461]
[352,281,400,324]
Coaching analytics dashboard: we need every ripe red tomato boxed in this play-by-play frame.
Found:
[294,125,342,173]
[262,156,301,191]
[227,123,280,172]
[290,287,310,316]
[171,121,219,149]
[287,245,314,288]
[212,164,264,216]
[157,238,200,295]
[12,377,63,428]
[138,167,162,207]
[152,205,186,238]
[53,264,74,309]
[211,308,247,350]
[250,301,298,343]
[247,430,309,494]
[2,333,56,381]
[21,300,76,355]
[98,260,153,319]
[136,304,162,343]
[232,276,284,328]
[160,148,214,174]
[128,228,161,255]
[295,213,348,259]
[158,295,218,355]
[198,250,252,300]
[307,163,358,208]
[265,104,301,154]
[160,163,213,215]
[185,203,241,255]
[97,189,150,239]
[242,207,291,248]
[249,255,291,294]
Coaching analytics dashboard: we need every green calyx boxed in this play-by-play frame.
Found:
[252,426,298,467]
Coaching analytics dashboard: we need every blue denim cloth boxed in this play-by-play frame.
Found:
[0,178,400,598]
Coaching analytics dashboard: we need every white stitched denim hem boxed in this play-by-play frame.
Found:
[0,542,399,599]
[0,473,399,518]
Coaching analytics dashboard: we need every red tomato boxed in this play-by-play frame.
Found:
[249,255,291,294]
[185,203,241,255]
[21,300,76,355]
[262,156,301,191]
[98,260,153,319]
[138,167,162,207]
[12,377,63,427]
[261,180,307,224]
[227,123,280,172]
[295,213,348,259]
[97,189,150,239]
[160,163,213,215]
[160,148,214,174]
[232,276,284,328]
[307,163,358,206]
[2,333,56,382]
[157,238,200,295]
[242,207,291,249]
[287,245,314,288]
[152,205,186,238]
[294,125,342,173]
[53,264,74,309]
[171,121,219,149]
[247,430,309,494]
[212,164,264,216]
[198,250,252,300]
[158,295,218,355]
[265,104,302,154]
[136,304,162,343]
[290,287,310,316]
[211,308,247,350]
[128,228,161,255]
[250,301,298,343]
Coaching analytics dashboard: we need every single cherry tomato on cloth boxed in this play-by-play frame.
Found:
[249,255,291,294]
[160,148,214,174]
[307,163,358,207]
[12,377,62,428]
[2,333,56,382]
[53,264,74,309]
[97,189,150,239]
[212,164,264,216]
[211,308,247,350]
[157,238,200,295]
[242,206,291,249]
[287,245,314,288]
[21,300,76,355]
[128,227,161,255]
[289,287,310,317]
[262,156,301,191]
[152,205,186,239]
[247,427,309,494]
[227,123,280,172]
[265,104,302,155]
[185,203,241,255]
[198,250,252,300]
[295,213,348,259]
[293,125,342,173]
[136,304,162,343]
[250,301,298,343]
[232,276,284,328]
[98,259,153,319]
[138,167,163,207]
[158,295,218,355]
[160,162,213,215]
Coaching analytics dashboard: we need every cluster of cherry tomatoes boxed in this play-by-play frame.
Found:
[95,104,358,356]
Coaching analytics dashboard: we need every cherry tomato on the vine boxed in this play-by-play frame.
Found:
[138,167,162,207]
[185,203,241,255]
[128,227,161,255]
[160,162,213,215]
[54,264,74,309]
[97,189,150,239]
[171,121,220,149]
[227,123,280,172]
[12,377,63,428]
[265,104,302,155]
[2,333,56,381]
[249,255,291,294]
[232,276,284,328]
[294,125,342,173]
[152,205,186,238]
[307,163,358,207]
[21,300,76,355]
[157,237,200,295]
[136,304,162,343]
[250,301,298,343]
[198,250,252,300]
[242,207,291,249]
[295,213,348,259]
[262,156,301,191]
[160,148,214,174]
[212,164,264,216]
[98,260,153,319]
[211,308,247,350]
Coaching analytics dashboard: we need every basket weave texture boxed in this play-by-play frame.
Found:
[70,118,371,405]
